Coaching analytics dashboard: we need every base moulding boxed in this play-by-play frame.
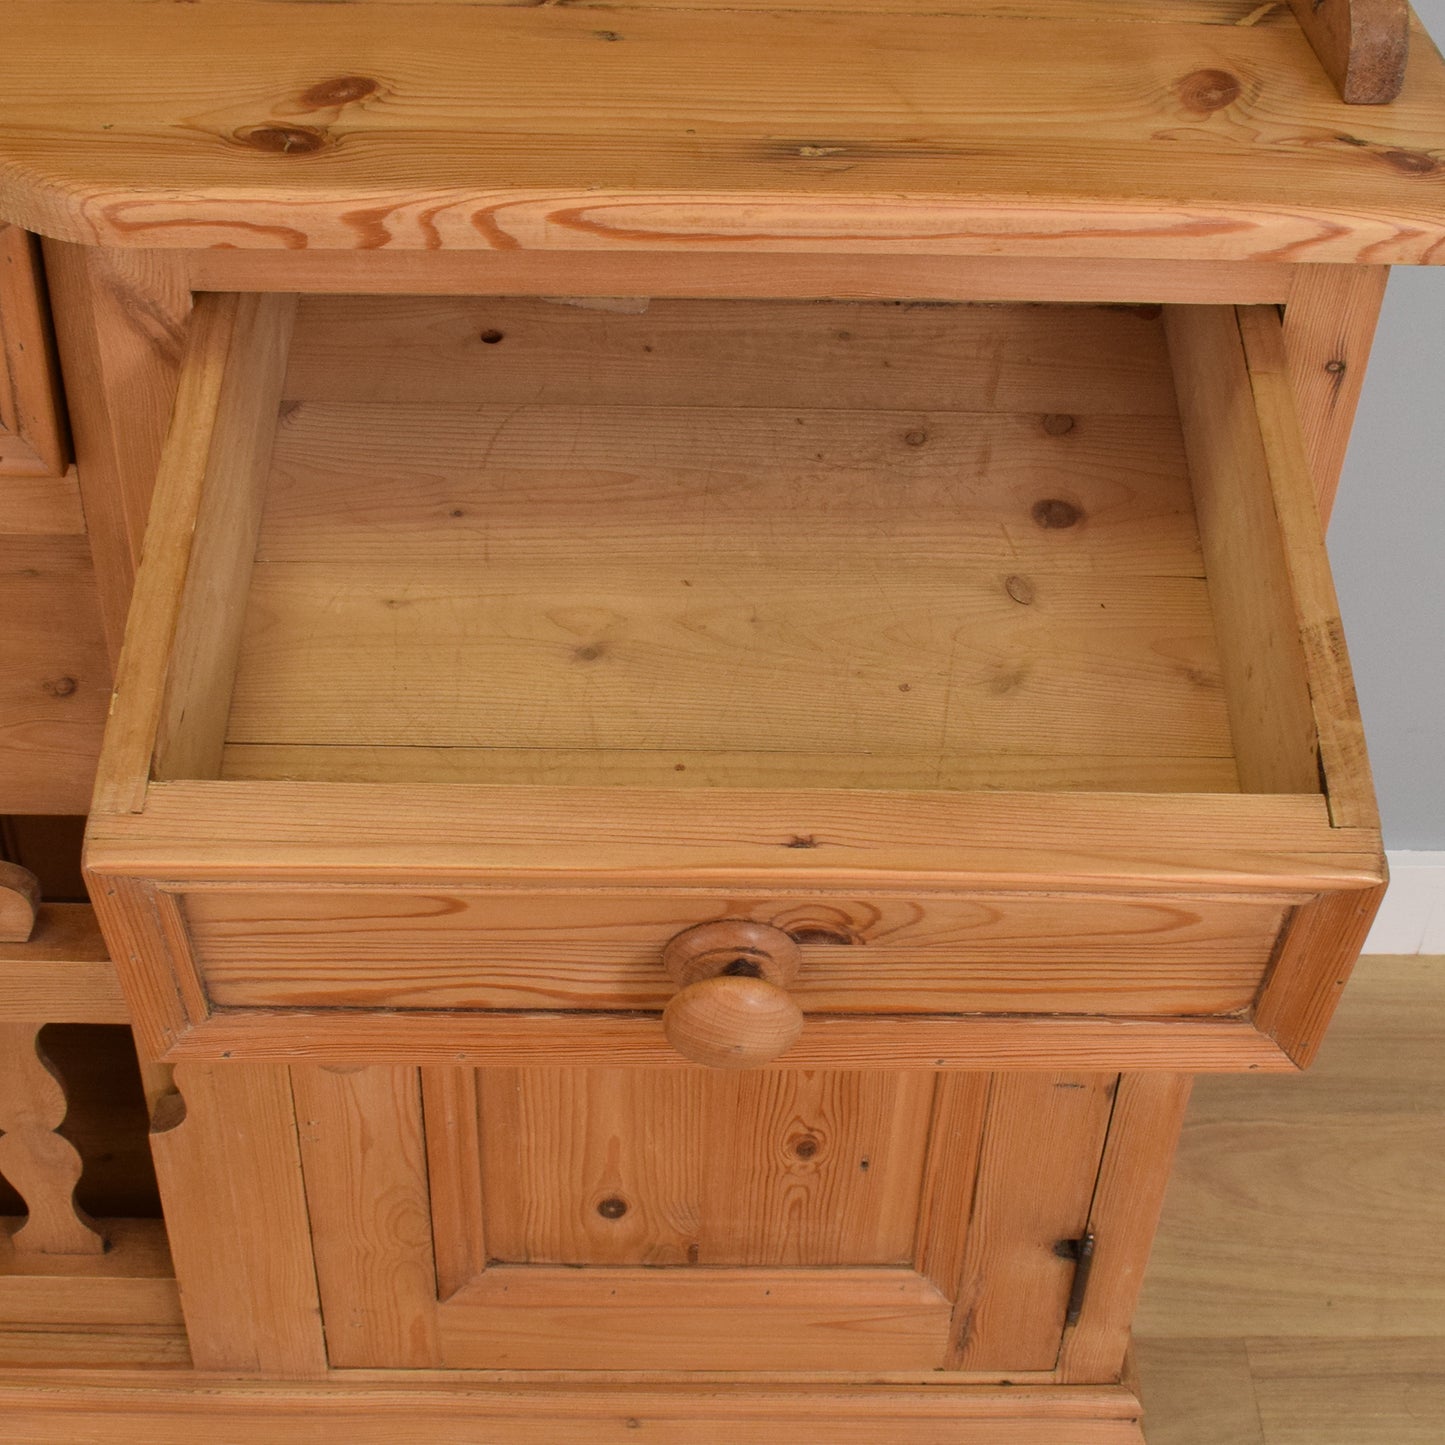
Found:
[0,1371,1146,1444]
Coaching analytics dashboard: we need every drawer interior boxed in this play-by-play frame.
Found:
[154,295,1332,802]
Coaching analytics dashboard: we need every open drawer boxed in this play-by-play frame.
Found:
[85,293,1384,1070]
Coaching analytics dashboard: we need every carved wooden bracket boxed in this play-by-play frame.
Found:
[1287,0,1410,104]
[0,1023,107,1255]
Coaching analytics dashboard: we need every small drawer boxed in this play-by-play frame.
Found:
[176,885,1289,1016]
[87,293,1383,1070]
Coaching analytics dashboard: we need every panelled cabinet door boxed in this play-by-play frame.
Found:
[0,224,109,815]
[296,1065,1115,1373]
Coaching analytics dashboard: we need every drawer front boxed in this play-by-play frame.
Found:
[178,887,1288,1017]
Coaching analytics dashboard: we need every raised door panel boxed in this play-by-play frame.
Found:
[299,1063,1117,1374]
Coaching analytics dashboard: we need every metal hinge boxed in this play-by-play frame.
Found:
[1054,1230,1097,1327]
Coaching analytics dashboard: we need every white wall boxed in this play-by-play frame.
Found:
[1330,0,1445,852]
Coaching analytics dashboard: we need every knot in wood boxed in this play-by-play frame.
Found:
[1381,149,1440,176]
[1032,498,1083,530]
[301,76,380,108]
[1177,69,1242,114]
[233,124,329,155]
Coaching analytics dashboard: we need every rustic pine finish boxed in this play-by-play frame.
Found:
[83,293,1384,1082]
[1,0,1442,1437]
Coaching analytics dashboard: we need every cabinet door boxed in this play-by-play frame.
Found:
[296,1065,1115,1373]
[0,224,109,814]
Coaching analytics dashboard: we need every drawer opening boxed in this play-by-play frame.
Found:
[145,294,1351,805]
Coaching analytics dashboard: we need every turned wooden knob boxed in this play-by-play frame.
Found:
[660,921,804,1069]
[0,862,40,944]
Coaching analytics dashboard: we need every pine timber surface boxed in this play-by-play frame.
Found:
[0,1376,1147,1445]
[1137,956,1445,1445]
[225,299,1235,790]
[2,3,1445,261]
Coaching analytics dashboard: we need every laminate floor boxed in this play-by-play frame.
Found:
[1136,955,1445,1444]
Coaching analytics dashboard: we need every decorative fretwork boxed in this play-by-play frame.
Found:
[0,861,107,1255]
[0,1023,106,1254]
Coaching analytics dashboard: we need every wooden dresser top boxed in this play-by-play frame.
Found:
[2,0,1445,260]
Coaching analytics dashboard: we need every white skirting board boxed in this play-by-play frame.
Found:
[1364,852,1445,954]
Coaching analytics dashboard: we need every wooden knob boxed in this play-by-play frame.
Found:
[660,920,804,1068]
[664,975,805,1069]
[0,862,40,944]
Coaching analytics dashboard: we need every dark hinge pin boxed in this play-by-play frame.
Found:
[1054,1230,1097,1327]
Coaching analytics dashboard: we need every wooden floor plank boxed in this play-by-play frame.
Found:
[1133,1338,1265,1445]
[1138,956,1445,1443]
[1247,1338,1445,1445]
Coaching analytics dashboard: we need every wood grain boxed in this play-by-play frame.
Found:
[21,0,1283,17]
[0,1025,106,1255]
[0,225,66,478]
[473,1069,934,1267]
[86,876,197,1065]
[0,1374,1147,1445]
[1134,1338,1266,1445]
[1165,305,1321,797]
[1282,265,1388,521]
[1285,0,1409,103]
[228,561,1230,763]
[1136,958,1445,1443]
[87,293,246,817]
[161,1006,1297,1071]
[1248,1338,1445,1444]
[147,1063,326,1373]
[282,298,1181,415]
[0,535,109,814]
[292,1065,440,1367]
[152,294,297,784]
[39,242,190,664]
[0,861,39,942]
[181,247,1296,305]
[913,1074,992,1300]
[438,1266,952,1370]
[5,4,1445,262]
[0,1324,189,1370]
[1198,954,1445,1120]
[951,1073,1116,1369]
[1058,1073,1194,1381]
[222,743,1244,793]
[87,784,1373,890]
[0,905,127,1025]
[1138,1109,1445,1323]
[1237,303,1380,832]
[420,1069,487,1300]
[1254,882,1386,1067]
[1139,961,1445,1341]
[259,406,1200,572]
[0,471,85,535]
[0,1219,180,1333]
[179,886,1286,1016]
[230,299,1228,783]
